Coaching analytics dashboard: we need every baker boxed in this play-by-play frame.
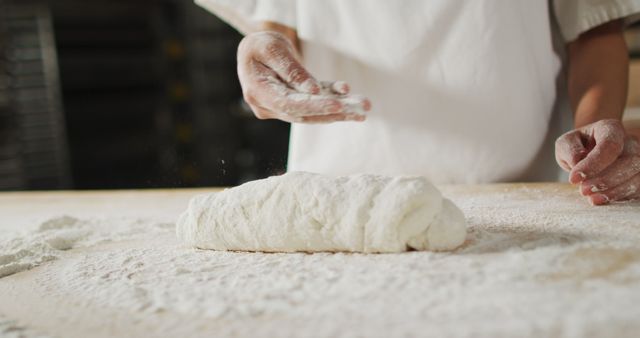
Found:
[196,0,640,206]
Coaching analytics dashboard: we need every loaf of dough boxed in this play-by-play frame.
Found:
[176,172,466,253]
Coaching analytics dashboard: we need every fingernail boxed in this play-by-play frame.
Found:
[332,81,349,94]
[580,184,591,196]
[571,171,587,184]
[582,183,606,195]
[362,99,372,111]
[590,194,610,205]
[300,79,319,94]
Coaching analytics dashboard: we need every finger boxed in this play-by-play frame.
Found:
[570,120,625,183]
[589,172,640,205]
[259,75,370,117]
[249,102,330,124]
[580,155,640,195]
[247,62,369,117]
[332,81,350,95]
[256,38,320,94]
[250,68,342,116]
[341,95,371,114]
[318,83,371,112]
[555,130,588,172]
[320,81,350,95]
[247,103,279,120]
[296,113,366,124]
[623,135,640,156]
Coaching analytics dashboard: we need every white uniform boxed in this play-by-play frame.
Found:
[196,0,640,184]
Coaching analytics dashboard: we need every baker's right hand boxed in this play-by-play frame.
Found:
[237,31,371,123]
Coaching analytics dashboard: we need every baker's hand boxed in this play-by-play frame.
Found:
[555,119,640,205]
[237,31,370,123]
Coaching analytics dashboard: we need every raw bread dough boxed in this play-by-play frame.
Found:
[176,172,467,253]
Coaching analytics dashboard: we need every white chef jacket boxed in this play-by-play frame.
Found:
[196,0,640,184]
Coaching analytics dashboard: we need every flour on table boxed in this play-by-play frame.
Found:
[176,172,467,253]
[1,186,640,338]
[0,315,52,338]
[0,215,173,278]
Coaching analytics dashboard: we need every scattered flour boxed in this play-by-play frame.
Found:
[0,215,173,278]
[0,316,52,338]
[0,185,639,337]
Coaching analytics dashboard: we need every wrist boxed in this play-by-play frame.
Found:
[573,107,623,129]
[258,21,299,52]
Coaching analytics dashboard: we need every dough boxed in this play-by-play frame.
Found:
[176,172,467,253]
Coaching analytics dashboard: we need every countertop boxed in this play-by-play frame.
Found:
[1,184,639,338]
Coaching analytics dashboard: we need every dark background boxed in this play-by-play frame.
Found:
[0,0,290,190]
[1,1,640,191]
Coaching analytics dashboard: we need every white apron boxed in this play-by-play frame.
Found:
[195,0,640,183]
[289,1,559,183]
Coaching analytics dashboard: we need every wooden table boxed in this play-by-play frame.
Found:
[0,184,639,338]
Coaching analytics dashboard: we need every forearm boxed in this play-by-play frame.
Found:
[567,20,629,129]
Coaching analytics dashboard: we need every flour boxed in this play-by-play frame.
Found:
[11,227,640,338]
[318,81,368,116]
[264,75,368,118]
[177,172,467,253]
[0,316,52,338]
[0,215,173,278]
[1,185,640,338]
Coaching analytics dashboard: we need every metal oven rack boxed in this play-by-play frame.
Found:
[0,1,71,190]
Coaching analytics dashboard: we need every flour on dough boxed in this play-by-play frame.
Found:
[176,172,467,253]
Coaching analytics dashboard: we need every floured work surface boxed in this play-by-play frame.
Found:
[0,184,639,338]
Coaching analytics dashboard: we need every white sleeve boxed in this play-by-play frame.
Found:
[553,0,640,42]
[194,0,297,35]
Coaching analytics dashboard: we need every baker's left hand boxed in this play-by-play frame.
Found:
[555,119,640,205]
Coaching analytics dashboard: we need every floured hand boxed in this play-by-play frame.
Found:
[237,31,371,123]
[555,119,640,205]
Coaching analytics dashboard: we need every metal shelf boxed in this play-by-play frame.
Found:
[1,1,71,190]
